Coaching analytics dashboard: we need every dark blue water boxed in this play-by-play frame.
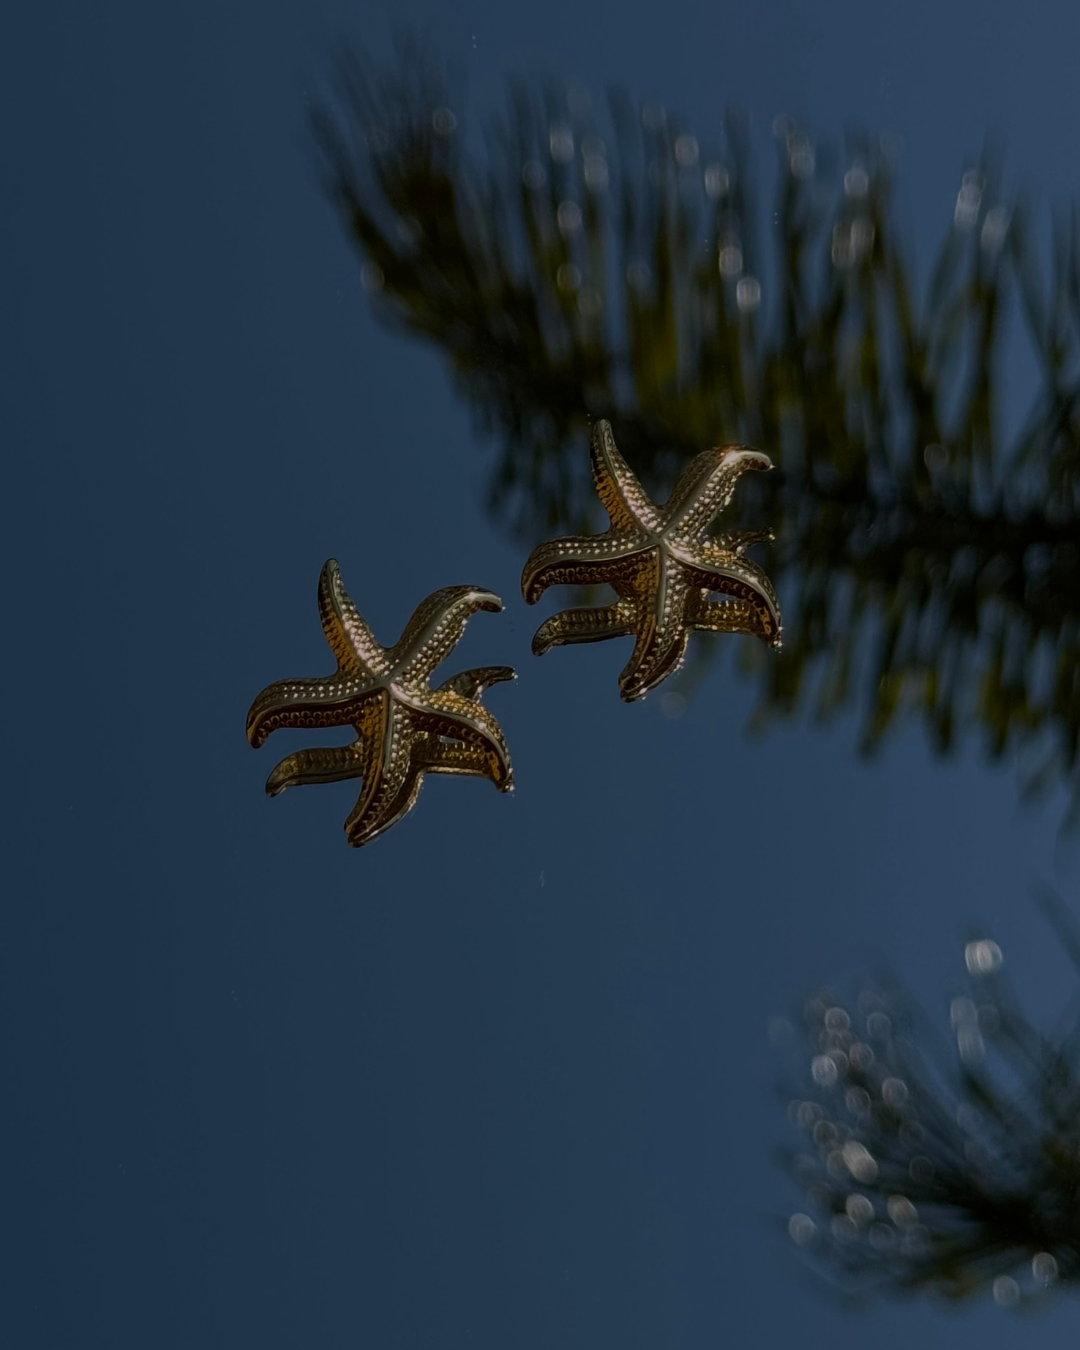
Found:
[4,2,1079,1345]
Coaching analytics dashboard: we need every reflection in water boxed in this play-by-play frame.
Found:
[314,43,1080,817]
[780,891,1080,1307]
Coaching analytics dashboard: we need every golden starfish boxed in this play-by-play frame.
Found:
[521,419,782,701]
[246,560,515,847]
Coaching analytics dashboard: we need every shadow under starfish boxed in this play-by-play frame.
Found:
[246,560,515,847]
[521,420,782,701]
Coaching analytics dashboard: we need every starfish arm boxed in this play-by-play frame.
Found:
[531,599,637,655]
[245,675,377,747]
[618,559,693,701]
[664,446,773,540]
[412,738,507,784]
[437,666,517,700]
[412,689,514,791]
[590,419,664,532]
[391,586,504,685]
[342,699,424,847]
[520,533,644,604]
[686,592,769,636]
[713,527,775,554]
[684,541,783,649]
[346,764,426,848]
[265,740,367,795]
[619,623,691,702]
[318,560,389,674]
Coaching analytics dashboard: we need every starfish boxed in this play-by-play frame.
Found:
[246,560,515,847]
[521,419,782,701]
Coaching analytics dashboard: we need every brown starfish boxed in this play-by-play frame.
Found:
[246,560,515,847]
[521,419,782,701]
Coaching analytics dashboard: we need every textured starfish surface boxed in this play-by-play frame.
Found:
[246,561,515,847]
[521,419,782,701]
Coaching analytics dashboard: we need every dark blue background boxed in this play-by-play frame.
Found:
[4,1,1078,1345]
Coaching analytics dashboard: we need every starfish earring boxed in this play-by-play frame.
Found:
[521,419,782,701]
[246,560,515,847]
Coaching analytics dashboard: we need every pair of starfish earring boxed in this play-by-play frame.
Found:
[246,420,783,847]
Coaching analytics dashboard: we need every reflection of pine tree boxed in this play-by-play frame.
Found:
[313,41,1080,817]
[780,890,1080,1307]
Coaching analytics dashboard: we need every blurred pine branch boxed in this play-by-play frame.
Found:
[779,893,1080,1308]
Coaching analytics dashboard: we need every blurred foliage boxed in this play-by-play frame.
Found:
[313,38,1080,818]
[780,888,1080,1308]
